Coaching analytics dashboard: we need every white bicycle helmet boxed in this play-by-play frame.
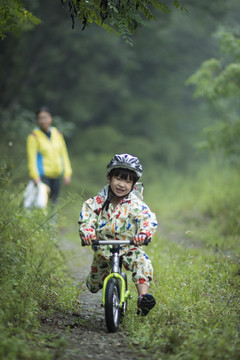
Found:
[107,153,143,179]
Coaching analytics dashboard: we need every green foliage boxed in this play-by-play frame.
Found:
[186,58,222,99]
[126,237,240,359]
[2,0,236,171]
[0,0,41,39]
[0,166,80,359]
[1,1,240,357]
[145,161,240,249]
[125,163,240,360]
[62,0,187,43]
[196,119,240,166]
[186,28,240,164]
[187,32,240,101]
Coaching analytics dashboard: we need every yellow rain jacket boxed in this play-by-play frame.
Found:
[27,127,72,180]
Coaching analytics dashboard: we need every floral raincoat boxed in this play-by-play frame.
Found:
[78,185,158,259]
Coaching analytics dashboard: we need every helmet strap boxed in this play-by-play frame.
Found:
[102,185,132,211]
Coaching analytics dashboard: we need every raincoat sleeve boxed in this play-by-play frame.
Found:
[78,199,98,239]
[134,203,158,240]
[59,132,72,177]
[27,132,39,180]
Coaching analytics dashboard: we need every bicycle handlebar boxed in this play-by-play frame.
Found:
[81,238,150,247]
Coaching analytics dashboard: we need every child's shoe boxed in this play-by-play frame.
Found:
[137,293,156,316]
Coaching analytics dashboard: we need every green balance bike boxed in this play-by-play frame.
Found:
[89,239,149,332]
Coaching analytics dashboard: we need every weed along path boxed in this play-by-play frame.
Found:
[39,217,240,360]
[43,229,144,360]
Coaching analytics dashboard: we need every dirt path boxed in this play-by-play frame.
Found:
[41,234,144,360]
[40,219,207,359]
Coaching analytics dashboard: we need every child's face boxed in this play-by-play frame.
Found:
[107,174,134,197]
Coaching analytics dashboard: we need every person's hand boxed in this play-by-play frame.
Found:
[63,176,71,186]
[82,234,97,246]
[133,233,148,246]
[33,177,40,186]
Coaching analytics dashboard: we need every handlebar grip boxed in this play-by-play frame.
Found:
[127,238,150,246]
[91,240,99,246]
[129,238,149,245]
[144,238,150,246]
[82,240,100,246]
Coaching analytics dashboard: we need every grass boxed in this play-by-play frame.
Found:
[126,234,240,359]
[0,168,80,359]
[124,161,240,359]
[62,160,240,359]
[1,159,240,359]
[145,161,240,251]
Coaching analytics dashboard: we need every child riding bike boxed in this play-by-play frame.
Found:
[78,153,158,316]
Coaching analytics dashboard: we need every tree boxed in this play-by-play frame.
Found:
[2,0,239,176]
[0,0,41,39]
[0,0,186,42]
[186,28,240,165]
[61,0,186,44]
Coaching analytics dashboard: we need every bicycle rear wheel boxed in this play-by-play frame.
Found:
[105,278,120,332]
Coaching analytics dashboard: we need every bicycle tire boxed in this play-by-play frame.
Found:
[120,272,128,319]
[105,278,121,332]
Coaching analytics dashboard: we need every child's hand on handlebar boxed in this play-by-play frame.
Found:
[82,234,97,246]
[133,233,148,246]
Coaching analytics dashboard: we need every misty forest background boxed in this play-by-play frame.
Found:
[1,0,240,195]
[1,1,240,359]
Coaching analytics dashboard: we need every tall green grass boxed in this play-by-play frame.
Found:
[0,167,80,360]
[3,159,239,359]
[60,160,240,359]
[145,161,240,252]
[126,235,240,359]
[125,161,240,359]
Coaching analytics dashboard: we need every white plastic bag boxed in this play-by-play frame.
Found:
[23,181,50,209]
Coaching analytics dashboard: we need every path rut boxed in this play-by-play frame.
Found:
[41,234,144,360]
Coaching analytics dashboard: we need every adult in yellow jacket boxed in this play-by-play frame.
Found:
[27,106,72,203]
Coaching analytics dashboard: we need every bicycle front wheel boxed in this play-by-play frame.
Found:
[120,272,128,319]
[105,278,120,332]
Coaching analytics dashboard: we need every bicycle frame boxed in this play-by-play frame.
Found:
[91,240,132,308]
[83,238,149,332]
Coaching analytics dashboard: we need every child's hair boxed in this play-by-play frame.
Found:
[108,167,138,185]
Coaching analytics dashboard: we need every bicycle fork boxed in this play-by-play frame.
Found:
[101,252,130,308]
